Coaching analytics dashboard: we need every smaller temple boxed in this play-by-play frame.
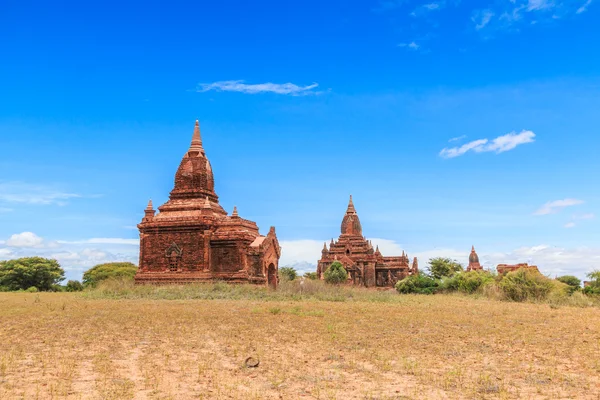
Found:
[317,196,418,288]
[466,246,483,272]
[497,263,540,275]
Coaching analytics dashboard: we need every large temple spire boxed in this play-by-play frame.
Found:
[346,195,356,214]
[341,195,362,236]
[189,120,204,153]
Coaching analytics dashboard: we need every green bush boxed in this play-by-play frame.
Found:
[583,270,600,296]
[556,275,581,295]
[82,262,138,288]
[66,280,84,292]
[324,262,348,285]
[427,257,463,279]
[278,267,297,282]
[26,286,39,292]
[442,271,495,294]
[0,257,65,291]
[395,273,439,295]
[303,272,318,280]
[498,268,560,302]
[583,286,600,296]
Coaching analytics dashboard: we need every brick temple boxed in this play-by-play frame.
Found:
[317,196,418,288]
[497,263,540,275]
[135,121,281,286]
[466,246,483,272]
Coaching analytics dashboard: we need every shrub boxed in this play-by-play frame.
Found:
[278,267,297,282]
[583,270,600,296]
[498,268,559,302]
[26,286,39,292]
[82,262,138,288]
[395,273,439,295]
[303,272,318,280]
[442,271,495,294]
[0,257,65,291]
[427,257,463,279]
[556,275,581,295]
[324,262,348,285]
[66,280,84,292]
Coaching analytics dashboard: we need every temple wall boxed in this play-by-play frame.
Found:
[140,230,206,271]
[210,241,245,273]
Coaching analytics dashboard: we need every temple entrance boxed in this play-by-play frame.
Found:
[267,263,277,289]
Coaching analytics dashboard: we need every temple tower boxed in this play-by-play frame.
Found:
[135,121,280,286]
[466,246,483,272]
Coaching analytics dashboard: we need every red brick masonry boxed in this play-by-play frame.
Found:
[135,121,280,287]
[317,196,418,288]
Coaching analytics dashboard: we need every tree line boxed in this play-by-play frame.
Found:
[0,257,137,292]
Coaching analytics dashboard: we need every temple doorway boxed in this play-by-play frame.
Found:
[267,263,277,289]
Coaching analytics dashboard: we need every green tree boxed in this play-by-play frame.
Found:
[278,266,298,281]
[324,261,348,285]
[0,257,65,291]
[442,271,495,294]
[427,257,463,279]
[395,273,439,295]
[303,272,318,280]
[65,280,84,292]
[583,270,600,295]
[82,262,138,288]
[556,275,581,294]
[498,268,556,302]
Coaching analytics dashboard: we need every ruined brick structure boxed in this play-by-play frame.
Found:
[466,246,483,272]
[497,263,540,275]
[135,121,281,286]
[317,196,418,288]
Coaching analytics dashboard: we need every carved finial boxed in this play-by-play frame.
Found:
[190,120,203,151]
[203,196,211,209]
[323,242,328,252]
[146,199,153,210]
[232,206,239,217]
[472,245,475,252]
[346,195,356,214]
[375,245,380,253]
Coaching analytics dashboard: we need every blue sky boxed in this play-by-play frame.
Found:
[1,0,599,281]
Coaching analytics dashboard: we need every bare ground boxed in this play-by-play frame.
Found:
[1,293,599,399]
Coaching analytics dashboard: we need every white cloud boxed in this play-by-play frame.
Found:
[370,238,407,256]
[439,130,535,158]
[6,232,45,248]
[534,198,584,215]
[563,213,594,229]
[424,2,441,10]
[398,41,420,50]
[527,0,555,11]
[574,213,595,220]
[0,207,13,213]
[196,80,321,96]
[58,238,139,245]
[448,135,467,142]
[473,9,495,30]
[577,0,593,13]
[0,182,81,205]
[0,248,13,257]
[280,239,324,266]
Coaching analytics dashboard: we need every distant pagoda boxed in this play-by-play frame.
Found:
[135,121,281,286]
[317,196,418,288]
[466,246,483,272]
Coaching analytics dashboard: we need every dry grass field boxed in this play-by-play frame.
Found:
[1,285,599,399]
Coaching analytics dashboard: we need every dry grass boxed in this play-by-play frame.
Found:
[1,287,600,399]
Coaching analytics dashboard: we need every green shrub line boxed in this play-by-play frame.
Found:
[1,257,599,308]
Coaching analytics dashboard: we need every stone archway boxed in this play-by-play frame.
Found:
[267,263,277,289]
